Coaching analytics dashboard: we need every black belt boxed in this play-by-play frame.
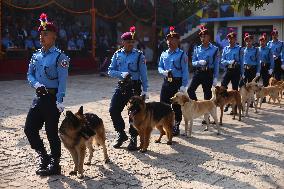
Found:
[164,77,182,82]
[46,88,58,95]
[261,62,270,67]
[195,67,213,72]
[244,65,256,69]
[227,63,240,69]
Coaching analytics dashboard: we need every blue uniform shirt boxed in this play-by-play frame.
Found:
[267,40,284,59]
[27,46,69,103]
[243,47,261,73]
[221,44,244,76]
[158,48,189,87]
[258,46,274,70]
[108,48,148,92]
[192,43,219,78]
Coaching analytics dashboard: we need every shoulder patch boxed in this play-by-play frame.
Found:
[60,59,69,68]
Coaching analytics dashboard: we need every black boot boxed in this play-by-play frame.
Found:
[38,157,61,176]
[127,136,138,151]
[35,151,50,175]
[173,121,180,136]
[113,131,128,148]
[262,97,266,103]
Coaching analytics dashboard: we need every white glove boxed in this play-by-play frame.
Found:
[281,65,284,70]
[273,55,277,60]
[121,72,129,78]
[56,102,64,113]
[162,70,169,77]
[241,75,245,79]
[34,82,44,89]
[198,60,207,66]
[256,72,260,77]
[179,86,187,93]
[212,78,218,87]
[268,69,273,75]
[141,91,149,99]
[229,60,235,64]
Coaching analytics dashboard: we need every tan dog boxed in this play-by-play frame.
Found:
[269,77,284,98]
[239,77,260,116]
[256,85,283,108]
[59,106,109,178]
[214,86,242,125]
[171,91,220,137]
[127,95,175,152]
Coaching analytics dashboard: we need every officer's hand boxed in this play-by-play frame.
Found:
[56,102,64,113]
[179,86,187,93]
[141,91,149,99]
[162,70,169,77]
[35,82,48,96]
[281,65,284,70]
[268,69,273,75]
[273,55,277,60]
[198,60,207,66]
[229,60,235,65]
[256,72,260,77]
[121,72,129,78]
[212,78,218,87]
[241,75,245,79]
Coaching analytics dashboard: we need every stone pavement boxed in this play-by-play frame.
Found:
[0,71,284,189]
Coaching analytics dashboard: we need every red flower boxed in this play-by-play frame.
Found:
[262,33,267,37]
[130,26,136,32]
[245,33,249,37]
[40,13,47,20]
[199,25,205,30]
[169,26,175,31]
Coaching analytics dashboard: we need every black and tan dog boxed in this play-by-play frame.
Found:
[127,95,175,152]
[59,106,109,178]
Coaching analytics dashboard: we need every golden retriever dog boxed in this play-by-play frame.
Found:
[59,106,109,178]
[256,85,283,108]
[269,77,284,98]
[171,91,220,137]
[214,86,242,125]
[127,95,175,152]
[239,77,260,116]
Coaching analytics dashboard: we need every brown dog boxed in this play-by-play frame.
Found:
[171,91,220,137]
[59,106,109,178]
[127,95,175,152]
[239,77,260,116]
[256,85,283,108]
[269,77,284,99]
[214,86,242,125]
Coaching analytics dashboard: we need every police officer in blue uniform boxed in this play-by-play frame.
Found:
[108,26,148,151]
[188,26,219,105]
[158,26,189,136]
[259,33,274,102]
[267,28,284,80]
[243,33,261,83]
[221,30,243,113]
[24,13,69,176]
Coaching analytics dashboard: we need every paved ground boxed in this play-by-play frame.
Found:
[0,71,284,189]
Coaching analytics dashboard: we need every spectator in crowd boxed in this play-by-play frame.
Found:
[76,36,85,50]
[30,26,38,39]
[25,35,35,50]
[67,36,77,50]
[2,33,14,50]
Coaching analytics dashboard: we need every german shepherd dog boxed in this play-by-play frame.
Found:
[59,106,109,178]
[127,95,175,152]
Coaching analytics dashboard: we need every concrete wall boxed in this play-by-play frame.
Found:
[251,0,284,17]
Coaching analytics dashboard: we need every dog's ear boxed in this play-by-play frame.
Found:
[66,111,74,118]
[77,106,83,115]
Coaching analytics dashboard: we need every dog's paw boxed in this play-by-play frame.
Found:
[154,140,161,143]
[216,132,221,135]
[69,171,77,176]
[84,161,91,165]
[166,141,173,145]
[77,174,84,179]
[204,128,209,131]
[104,158,110,164]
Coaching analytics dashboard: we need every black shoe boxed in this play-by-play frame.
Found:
[262,98,266,103]
[113,131,128,148]
[172,121,180,136]
[35,151,50,175]
[127,137,138,151]
[249,103,253,108]
[229,110,234,115]
[37,158,61,176]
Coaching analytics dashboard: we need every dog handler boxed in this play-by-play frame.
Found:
[24,13,69,176]
[158,26,189,136]
[187,25,219,124]
[108,26,148,151]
